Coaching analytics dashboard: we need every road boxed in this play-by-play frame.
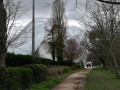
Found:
[52,69,91,90]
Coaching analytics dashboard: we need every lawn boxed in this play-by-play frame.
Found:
[85,68,120,90]
[27,70,79,90]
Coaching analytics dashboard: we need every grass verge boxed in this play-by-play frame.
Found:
[27,70,80,90]
[85,68,120,90]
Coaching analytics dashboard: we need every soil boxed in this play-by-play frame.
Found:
[51,69,91,90]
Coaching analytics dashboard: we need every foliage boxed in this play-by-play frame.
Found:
[45,0,67,61]
[87,52,101,66]
[6,53,74,66]
[6,53,33,66]
[81,1,120,78]
[8,67,32,90]
[28,70,79,90]
[71,64,81,70]
[85,68,120,90]
[24,64,47,83]
[61,66,70,73]
[51,61,74,66]
[0,67,9,90]
[64,38,82,62]
[47,66,63,76]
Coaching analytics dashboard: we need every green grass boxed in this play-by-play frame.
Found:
[27,70,80,90]
[85,68,120,90]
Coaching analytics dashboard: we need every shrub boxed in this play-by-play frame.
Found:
[7,67,32,90]
[71,64,81,70]
[0,67,9,90]
[47,67,63,76]
[6,53,53,66]
[61,66,70,73]
[51,61,74,66]
[24,64,47,83]
[33,57,53,66]
[6,53,33,66]
[6,53,75,67]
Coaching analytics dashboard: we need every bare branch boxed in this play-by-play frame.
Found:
[97,0,120,4]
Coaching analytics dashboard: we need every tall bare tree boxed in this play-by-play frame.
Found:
[4,0,28,50]
[0,0,29,66]
[45,0,67,61]
[81,1,120,78]
[0,0,7,66]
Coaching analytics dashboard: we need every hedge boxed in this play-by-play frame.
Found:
[6,53,74,67]
[6,53,33,66]
[47,67,63,76]
[0,67,9,90]
[61,66,70,73]
[0,67,32,90]
[71,64,82,70]
[24,64,47,83]
[7,67,33,90]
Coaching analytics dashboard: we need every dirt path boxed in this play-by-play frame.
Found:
[51,69,91,90]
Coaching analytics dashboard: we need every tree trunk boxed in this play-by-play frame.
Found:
[0,54,5,66]
[0,0,7,67]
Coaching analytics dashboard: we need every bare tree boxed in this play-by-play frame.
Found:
[81,1,120,78]
[45,0,67,61]
[4,0,28,50]
[64,38,82,62]
[0,0,7,66]
[0,0,29,66]
[97,0,120,4]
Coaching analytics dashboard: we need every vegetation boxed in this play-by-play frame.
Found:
[24,64,47,83]
[87,52,101,66]
[27,69,79,90]
[8,67,32,90]
[0,0,7,66]
[85,68,120,90]
[6,53,74,66]
[64,38,82,62]
[61,66,70,73]
[45,0,67,61]
[0,67,32,90]
[47,66,63,76]
[0,67,9,90]
[82,0,120,78]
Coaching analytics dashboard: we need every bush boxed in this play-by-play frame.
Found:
[33,57,53,66]
[51,61,74,66]
[24,64,47,83]
[0,67,9,90]
[7,67,32,90]
[6,53,53,66]
[6,53,33,66]
[6,53,74,67]
[61,66,70,73]
[71,64,81,70]
[47,67,63,76]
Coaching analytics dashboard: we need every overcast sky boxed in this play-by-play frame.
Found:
[19,0,86,27]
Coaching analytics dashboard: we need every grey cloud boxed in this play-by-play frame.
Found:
[17,0,86,25]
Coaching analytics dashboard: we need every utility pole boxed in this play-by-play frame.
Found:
[32,0,35,56]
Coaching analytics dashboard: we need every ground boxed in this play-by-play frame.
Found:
[52,69,91,90]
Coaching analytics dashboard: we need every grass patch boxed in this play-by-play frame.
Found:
[85,68,120,90]
[27,70,79,90]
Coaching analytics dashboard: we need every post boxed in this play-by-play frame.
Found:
[32,0,35,56]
